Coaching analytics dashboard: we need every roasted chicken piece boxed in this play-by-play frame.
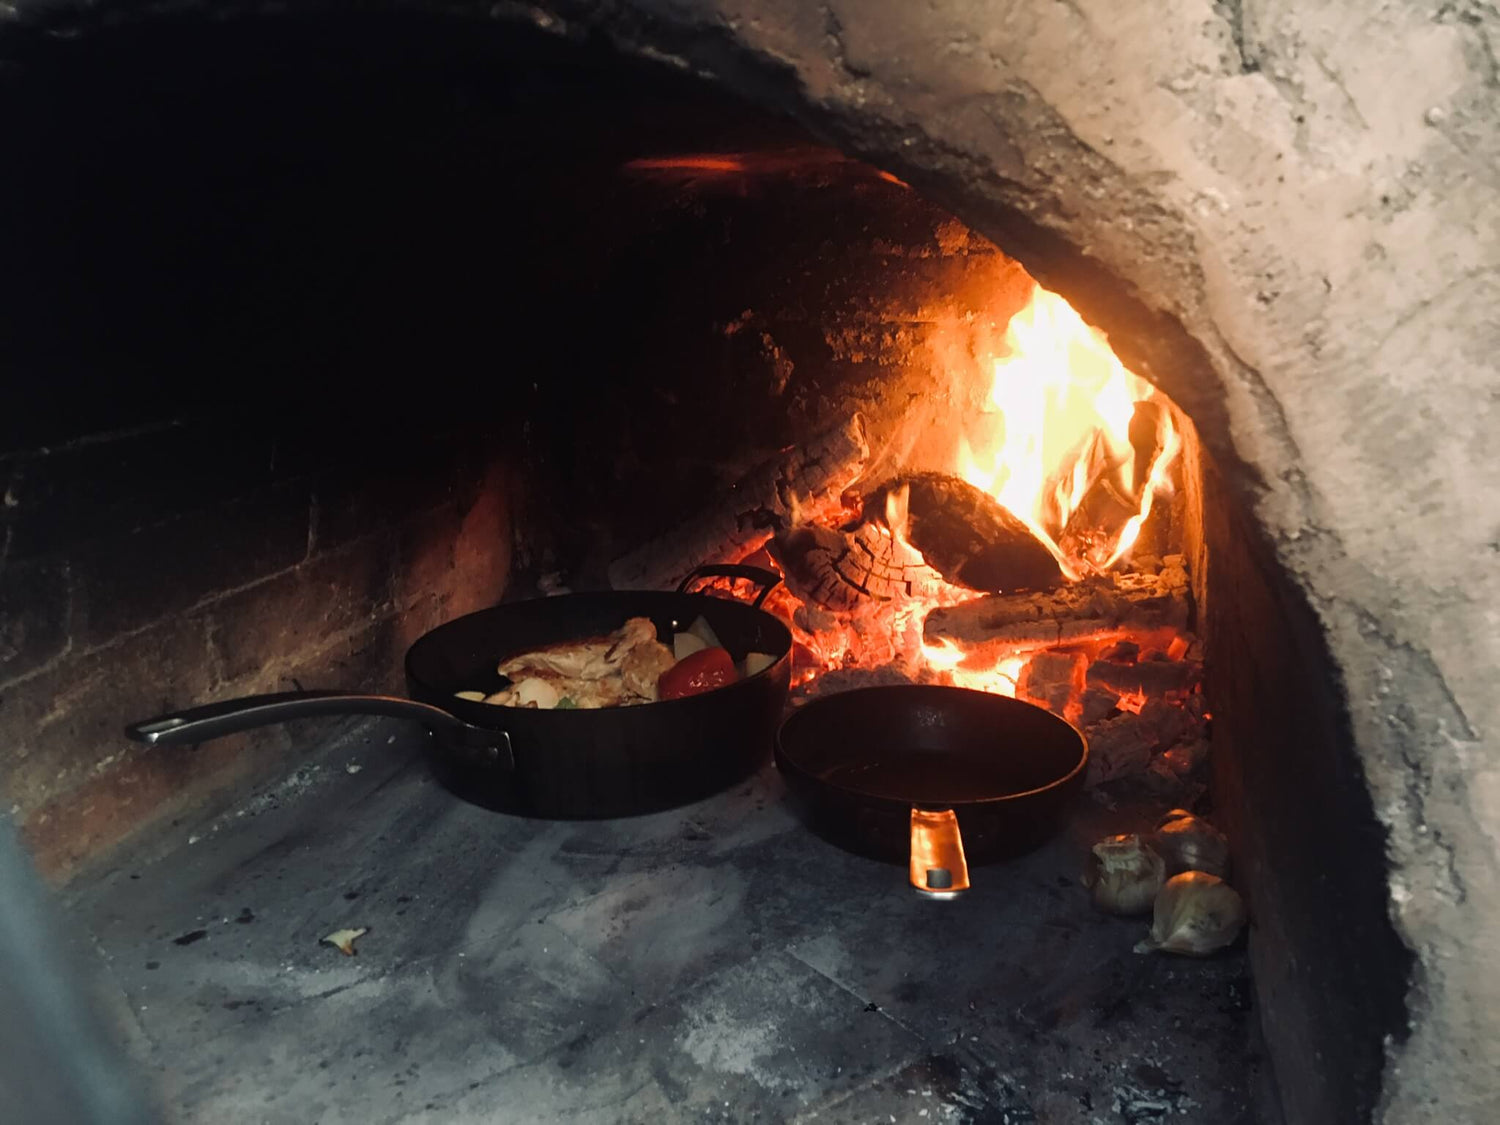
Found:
[606,616,658,661]
[488,618,663,709]
[498,639,615,681]
[620,639,677,702]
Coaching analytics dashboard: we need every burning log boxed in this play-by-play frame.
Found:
[1057,473,1138,569]
[922,573,1191,650]
[850,472,1064,593]
[770,525,866,611]
[607,416,869,592]
[770,521,941,610]
[1130,400,1170,491]
[1053,401,1177,570]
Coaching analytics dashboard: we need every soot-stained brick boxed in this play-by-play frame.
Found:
[73,482,310,647]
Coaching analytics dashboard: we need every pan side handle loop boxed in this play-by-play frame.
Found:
[675,564,783,608]
[909,808,971,897]
[125,691,514,769]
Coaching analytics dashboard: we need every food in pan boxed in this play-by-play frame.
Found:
[459,616,777,709]
[658,646,737,700]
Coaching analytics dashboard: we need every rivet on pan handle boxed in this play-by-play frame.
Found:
[909,808,971,898]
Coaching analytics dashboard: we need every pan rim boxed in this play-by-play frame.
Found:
[775,683,1089,807]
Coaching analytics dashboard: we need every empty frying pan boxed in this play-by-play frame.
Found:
[774,685,1088,896]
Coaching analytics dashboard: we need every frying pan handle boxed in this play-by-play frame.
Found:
[125,691,514,769]
[676,564,783,608]
[909,808,971,897]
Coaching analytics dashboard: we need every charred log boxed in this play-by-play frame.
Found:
[770,525,866,611]
[922,571,1191,649]
[850,472,1063,593]
[771,523,937,610]
[608,415,868,591]
[1129,400,1169,488]
[1086,656,1201,696]
[1053,402,1175,568]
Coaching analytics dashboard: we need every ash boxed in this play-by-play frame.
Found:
[64,718,1268,1123]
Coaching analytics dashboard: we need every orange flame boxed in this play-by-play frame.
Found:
[884,482,913,551]
[920,638,1024,697]
[958,284,1180,576]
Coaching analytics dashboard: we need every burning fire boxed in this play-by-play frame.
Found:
[959,284,1181,578]
[747,282,1191,708]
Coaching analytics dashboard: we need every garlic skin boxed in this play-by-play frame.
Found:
[1151,810,1230,878]
[1134,871,1246,956]
[1084,834,1166,916]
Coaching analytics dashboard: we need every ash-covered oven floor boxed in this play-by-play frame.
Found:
[67,721,1268,1124]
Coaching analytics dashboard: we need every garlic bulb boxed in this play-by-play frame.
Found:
[1151,809,1230,878]
[1084,834,1165,916]
[1134,871,1246,956]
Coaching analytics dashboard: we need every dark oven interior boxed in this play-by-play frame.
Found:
[0,13,1412,1125]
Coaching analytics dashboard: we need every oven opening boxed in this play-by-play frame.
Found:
[0,11,1420,1125]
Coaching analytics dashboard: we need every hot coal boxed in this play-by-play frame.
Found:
[1017,650,1087,716]
[1088,657,1202,697]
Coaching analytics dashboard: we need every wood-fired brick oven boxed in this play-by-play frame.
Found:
[2,6,1494,1125]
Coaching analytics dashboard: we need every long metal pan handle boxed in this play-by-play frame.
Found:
[909,808,972,897]
[676,563,783,608]
[125,691,513,768]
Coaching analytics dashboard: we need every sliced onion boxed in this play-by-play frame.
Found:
[686,615,723,650]
[673,631,710,662]
[742,652,777,677]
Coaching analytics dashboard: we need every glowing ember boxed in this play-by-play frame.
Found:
[921,638,1023,697]
[622,148,909,186]
[958,284,1181,578]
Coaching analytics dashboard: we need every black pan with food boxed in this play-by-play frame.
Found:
[775,685,1087,890]
[126,566,792,818]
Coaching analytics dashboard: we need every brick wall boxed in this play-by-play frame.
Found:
[513,163,1046,582]
[0,418,513,878]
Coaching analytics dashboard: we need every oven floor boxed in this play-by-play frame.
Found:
[67,720,1268,1124]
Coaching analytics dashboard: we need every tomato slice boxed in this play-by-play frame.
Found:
[658,647,738,700]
